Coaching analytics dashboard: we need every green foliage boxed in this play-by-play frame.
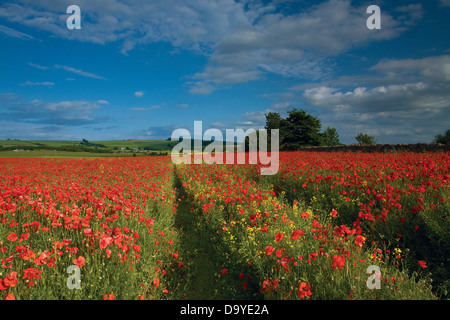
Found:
[320,127,341,146]
[355,133,377,145]
[280,108,322,149]
[263,108,324,151]
[263,109,342,150]
[433,129,450,145]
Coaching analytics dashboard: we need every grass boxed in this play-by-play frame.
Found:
[0,150,137,157]
[0,139,177,150]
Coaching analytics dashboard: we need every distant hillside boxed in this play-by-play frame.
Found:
[0,138,241,155]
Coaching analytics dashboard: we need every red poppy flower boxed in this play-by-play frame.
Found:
[331,209,338,217]
[297,282,312,299]
[275,232,284,242]
[418,260,427,268]
[103,294,115,300]
[7,233,17,242]
[22,268,43,280]
[331,255,345,270]
[3,272,18,288]
[73,256,85,268]
[5,293,16,300]
[221,268,228,275]
[265,246,274,255]
[22,268,43,287]
[19,233,30,242]
[0,279,7,291]
[291,229,305,239]
[355,235,366,247]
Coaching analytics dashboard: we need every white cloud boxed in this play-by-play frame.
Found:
[370,55,450,84]
[241,110,270,124]
[298,54,450,143]
[0,96,103,126]
[302,82,445,112]
[0,0,250,53]
[131,105,160,111]
[97,100,109,104]
[188,82,216,95]
[189,0,423,93]
[134,91,144,98]
[28,62,48,70]
[0,0,427,96]
[54,64,107,80]
[0,24,38,40]
[20,81,54,86]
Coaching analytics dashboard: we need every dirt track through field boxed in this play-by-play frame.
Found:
[169,171,225,299]
[169,169,260,300]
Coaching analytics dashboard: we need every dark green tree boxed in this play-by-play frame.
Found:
[265,112,282,131]
[355,132,376,145]
[264,111,283,150]
[433,129,450,145]
[320,127,341,146]
[280,108,322,150]
[244,130,259,152]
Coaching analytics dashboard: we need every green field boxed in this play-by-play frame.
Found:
[95,140,178,149]
[0,150,141,158]
[0,139,176,157]
[0,139,177,149]
[0,139,239,157]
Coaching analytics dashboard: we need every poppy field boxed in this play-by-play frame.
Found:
[0,151,448,300]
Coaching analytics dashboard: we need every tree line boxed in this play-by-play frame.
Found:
[245,108,378,151]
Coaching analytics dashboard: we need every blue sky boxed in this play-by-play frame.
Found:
[0,0,449,144]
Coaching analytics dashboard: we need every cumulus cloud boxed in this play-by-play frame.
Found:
[300,54,450,143]
[188,0,423,93]
[0,0,249,53]
[0,96,105,126]
[370,55,450,84]
[0,122,75,140]
[1,0,424,95]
